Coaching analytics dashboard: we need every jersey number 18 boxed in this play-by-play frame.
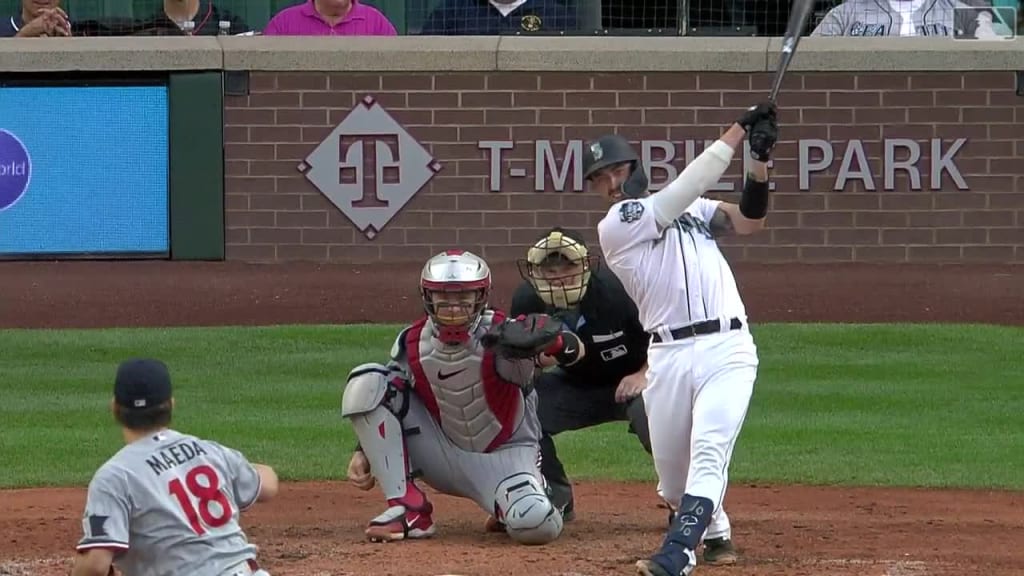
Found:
[168,464,233,535]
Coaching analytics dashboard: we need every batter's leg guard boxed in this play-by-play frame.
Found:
[643,494,712,576]
[341,363,436,542]
[494,472,564,545]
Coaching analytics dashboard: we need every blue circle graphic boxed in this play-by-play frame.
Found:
[0,129,32,212]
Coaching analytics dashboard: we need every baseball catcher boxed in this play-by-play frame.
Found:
[341,249,581,546]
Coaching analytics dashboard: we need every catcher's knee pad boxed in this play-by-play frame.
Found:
[494,472,563,545]
[341,363,392,416]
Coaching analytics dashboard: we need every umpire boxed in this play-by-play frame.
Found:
[510,227,652,520]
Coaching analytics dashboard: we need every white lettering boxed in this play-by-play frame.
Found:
[0,161,27,177]
[931,138,968,190]
[534,140,581,192]
[884,139,921,191]
[479,140,513,192]
[642,140,676,191]
[799,139,833,190]
[469,138,969,193]
[835,140,876,191]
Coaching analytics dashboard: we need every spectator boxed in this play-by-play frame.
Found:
[263,0,396,35]
[129,0,249,35]
[1,0,71,37]
[811,0,1007,37]
[421,0,577,35]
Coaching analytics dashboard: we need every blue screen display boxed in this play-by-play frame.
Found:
[0,85,169,256]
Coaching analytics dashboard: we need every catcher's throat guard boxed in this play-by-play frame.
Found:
[420,250,492,346]
[581,134,649,199]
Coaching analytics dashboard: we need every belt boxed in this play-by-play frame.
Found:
[650,318,743,344]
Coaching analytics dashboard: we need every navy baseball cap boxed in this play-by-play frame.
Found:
[114,358,172,410]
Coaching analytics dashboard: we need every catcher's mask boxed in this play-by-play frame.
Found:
[517,228,597,310]
[581,134,649,200]
[420,249,491,346]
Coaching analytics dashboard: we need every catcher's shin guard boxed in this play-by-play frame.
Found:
[341,364,425,506]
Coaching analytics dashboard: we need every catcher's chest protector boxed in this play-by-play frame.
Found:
[405,313,526,453]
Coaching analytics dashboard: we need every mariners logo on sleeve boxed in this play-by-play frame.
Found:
[619,201,644,224]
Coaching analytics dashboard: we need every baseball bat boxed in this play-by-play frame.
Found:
[768,0,816,103]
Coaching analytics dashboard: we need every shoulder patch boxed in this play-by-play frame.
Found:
[618,200,645,224]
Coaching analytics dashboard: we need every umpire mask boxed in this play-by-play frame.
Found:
[517,228,596,310]
[581,134,649,199]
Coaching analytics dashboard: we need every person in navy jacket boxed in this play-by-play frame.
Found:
[420,0,577,35]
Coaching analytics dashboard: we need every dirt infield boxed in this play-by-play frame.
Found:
[1,261,1022,576]
[1,261,1022,329]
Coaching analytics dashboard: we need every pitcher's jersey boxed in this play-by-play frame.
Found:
[597,196,747,333]
[76,429,262,576]
[392,310,536,453]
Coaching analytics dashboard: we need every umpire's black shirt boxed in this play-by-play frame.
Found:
[510,265,648,387]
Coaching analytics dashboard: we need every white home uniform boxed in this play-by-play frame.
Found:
[597,194,758,542]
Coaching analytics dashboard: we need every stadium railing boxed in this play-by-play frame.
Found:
[0,0,854,38]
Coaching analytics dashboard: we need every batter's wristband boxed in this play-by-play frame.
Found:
[551,331,583,366]
[740,177,769,219]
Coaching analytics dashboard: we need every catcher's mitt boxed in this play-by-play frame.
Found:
[481,313,563,359]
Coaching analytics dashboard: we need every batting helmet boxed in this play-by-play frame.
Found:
[517,228,597,310]
[581,134,649,199]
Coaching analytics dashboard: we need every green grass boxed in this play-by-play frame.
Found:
[1,323,1021,490]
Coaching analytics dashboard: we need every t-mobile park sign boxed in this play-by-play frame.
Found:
[479,138,969,193]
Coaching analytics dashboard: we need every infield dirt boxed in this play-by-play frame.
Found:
[1,261,1021,576]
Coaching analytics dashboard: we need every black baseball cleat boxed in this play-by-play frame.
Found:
[702,537,738,565]
[559,499,576,522]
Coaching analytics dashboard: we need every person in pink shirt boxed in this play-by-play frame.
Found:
[263,0,396,35]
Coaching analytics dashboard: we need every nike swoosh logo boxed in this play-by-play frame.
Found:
[437,368,466,380]
[563,347,575,355]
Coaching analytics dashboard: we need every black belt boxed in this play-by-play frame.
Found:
[650,318,743,343]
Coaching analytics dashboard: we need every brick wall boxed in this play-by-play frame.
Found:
[223,71,1024,264]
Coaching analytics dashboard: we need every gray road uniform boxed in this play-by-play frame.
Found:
[342,309,564,545]
[76,429,268,576]
[811,0,1010,37]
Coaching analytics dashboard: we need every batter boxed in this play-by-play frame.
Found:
[72,358,279,576]
[342,249,582,546]
[586,102,779,576]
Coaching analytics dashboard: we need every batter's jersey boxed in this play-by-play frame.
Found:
[597,196,747,333]
[76,429,262,576]
[510,266,648,386]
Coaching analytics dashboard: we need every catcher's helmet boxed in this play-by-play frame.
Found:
[517,228,597,310]
[420,249,491,345]
[581,134,649,198]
